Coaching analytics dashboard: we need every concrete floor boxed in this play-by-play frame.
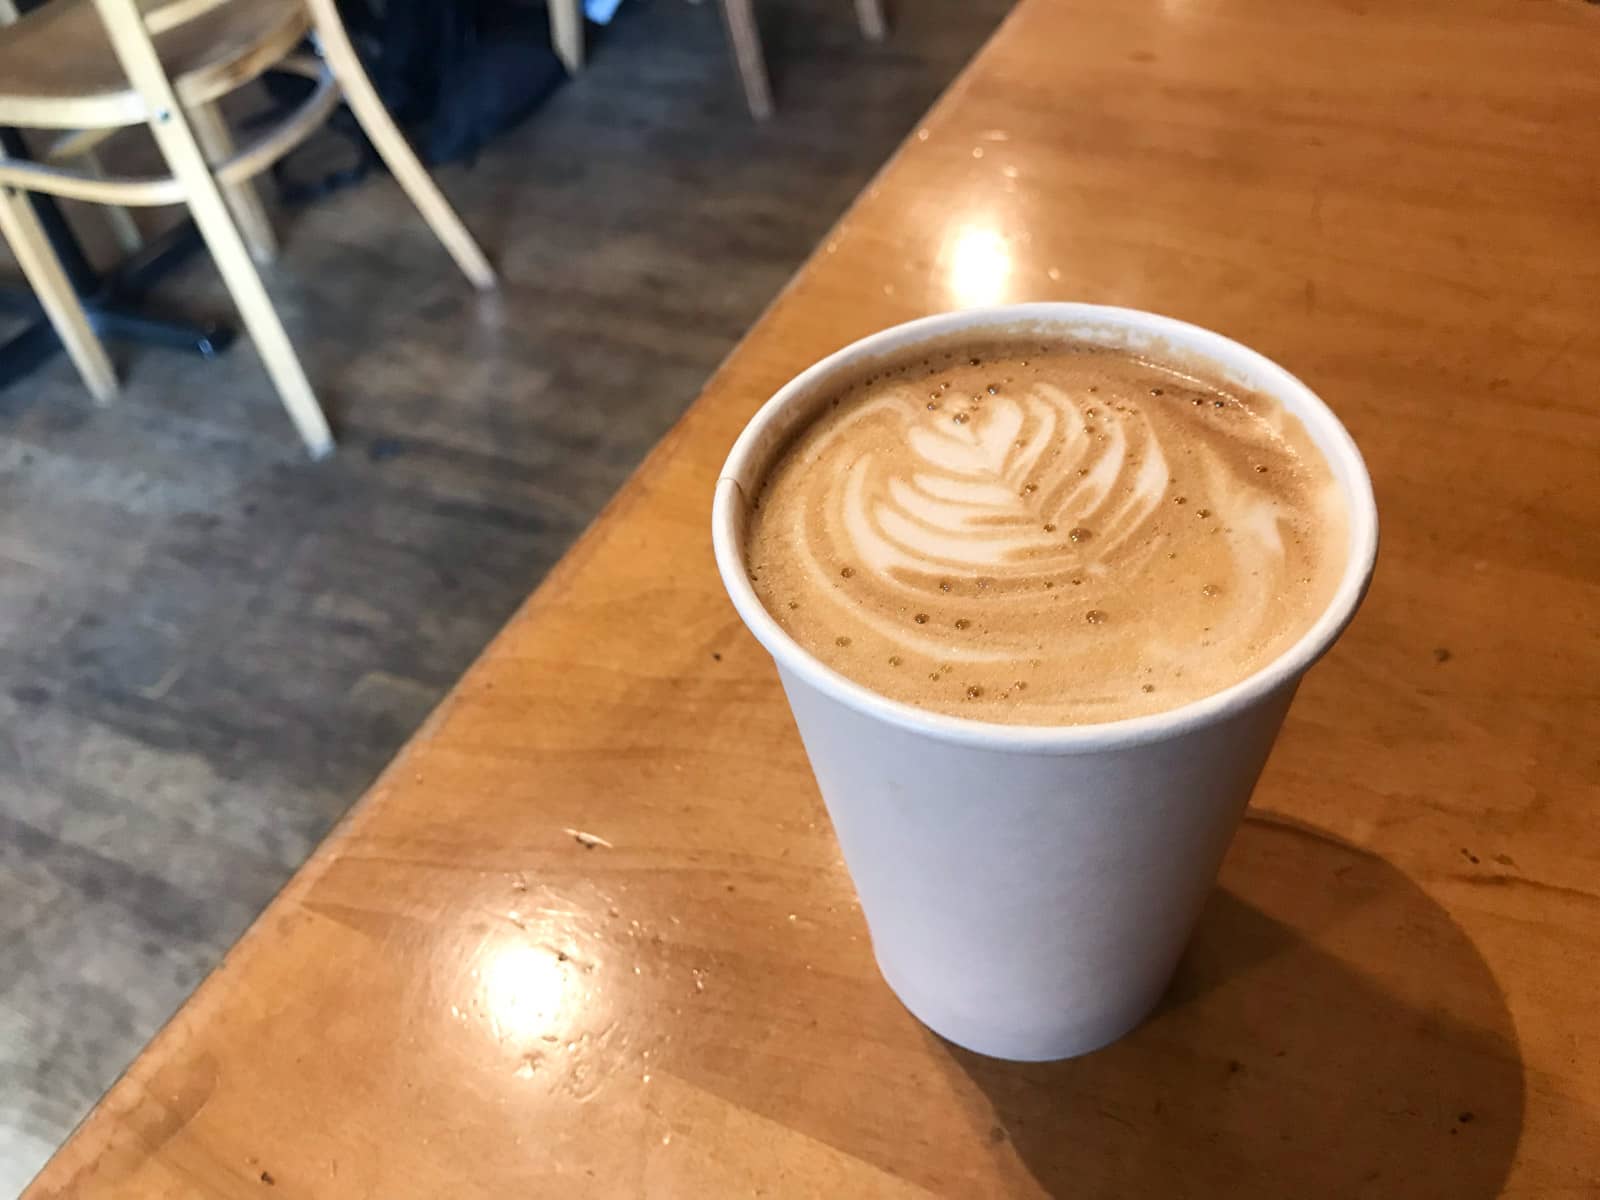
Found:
[0,0,1011,1190]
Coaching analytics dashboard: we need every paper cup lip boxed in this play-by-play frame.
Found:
[712,303,1379,755]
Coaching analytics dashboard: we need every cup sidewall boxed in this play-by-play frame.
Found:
[777,666,1298,1060]
[712,303,1376,1060]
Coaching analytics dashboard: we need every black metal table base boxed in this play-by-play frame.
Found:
[0,128,236,394]
[0,221,237,392]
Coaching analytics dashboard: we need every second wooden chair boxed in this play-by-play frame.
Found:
[552,0,888,120]
[720,0,888,119]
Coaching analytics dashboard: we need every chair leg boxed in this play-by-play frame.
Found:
[168,160,332,454]
[854,0,886,42]
[549,0,584,73]
[77,150,146,255]
[89,0,332,456]
[186,100,277,264]
[305,0,496,290]
[154,142,332,454]
[34,129,147,254]
[0,182,118,403]
[719,0,773,120]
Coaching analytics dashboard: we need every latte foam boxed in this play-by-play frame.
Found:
[742,338,1348,724]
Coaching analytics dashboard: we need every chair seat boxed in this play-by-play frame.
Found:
[0,0,310,131]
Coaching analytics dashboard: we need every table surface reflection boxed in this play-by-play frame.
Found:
[29,0,1600,1194]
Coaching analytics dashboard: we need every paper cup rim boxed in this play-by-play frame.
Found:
[712,303,1379,754]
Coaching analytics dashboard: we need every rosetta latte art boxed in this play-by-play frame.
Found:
[745,342,1347,724]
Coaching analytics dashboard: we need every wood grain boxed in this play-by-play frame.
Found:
[25,0,1600,1194]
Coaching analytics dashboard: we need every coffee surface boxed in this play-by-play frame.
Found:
[741,337,1349,725]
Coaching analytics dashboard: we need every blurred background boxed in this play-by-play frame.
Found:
[0,0,1010,1189]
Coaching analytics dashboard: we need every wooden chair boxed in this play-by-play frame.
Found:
[0,0,496,457]
[720,0,887,119]
[552,0,888,121]
[549,0,583,74]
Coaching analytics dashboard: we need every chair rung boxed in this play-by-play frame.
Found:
[0,158,182,205]
[0,56,338,207]
[215,56,339,188]
[45,127,118,163]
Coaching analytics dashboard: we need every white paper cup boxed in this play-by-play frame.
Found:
[712,304,1378,1061]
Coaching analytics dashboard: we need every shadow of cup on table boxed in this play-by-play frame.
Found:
[946,814,1524,1199]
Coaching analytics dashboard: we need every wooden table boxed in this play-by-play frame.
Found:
[30,0,1600,1195]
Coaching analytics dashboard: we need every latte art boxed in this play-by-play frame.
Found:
[745,341,1347,724]
[845,382,1172,588]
